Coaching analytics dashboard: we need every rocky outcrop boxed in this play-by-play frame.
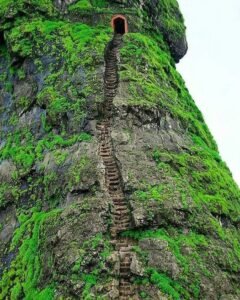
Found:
[0,0,239,299]
[144,0,188,62]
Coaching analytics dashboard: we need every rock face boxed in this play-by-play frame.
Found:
[0,1,240,300]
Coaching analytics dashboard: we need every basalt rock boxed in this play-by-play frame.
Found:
[0,0,239,299]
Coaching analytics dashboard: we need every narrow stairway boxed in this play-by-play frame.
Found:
[97,34,134,299]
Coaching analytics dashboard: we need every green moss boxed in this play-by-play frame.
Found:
[0,0,55,20]
[0,209,60,299]
[69,0,93,11]
[152,140,240,221]
[134,185,164,202]
[68,155,91,189]
[0,130,91,172]
[71,234,113,299]
[159,0,186,40]
[123,228,211,299]
[0,0,239,297]
[120,32,216,150]
[0,183,21,209]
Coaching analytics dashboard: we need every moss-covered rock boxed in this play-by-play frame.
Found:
[0,0,239,299]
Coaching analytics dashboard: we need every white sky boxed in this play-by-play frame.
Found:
[177,0,240,186]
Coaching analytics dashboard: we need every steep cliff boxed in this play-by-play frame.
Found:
[0,1,240,299]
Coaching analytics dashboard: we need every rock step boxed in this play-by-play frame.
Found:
[116,225,130,231]
[96,124,110,128]
[109,186,122,192]
[113,200,127,204]
[106,168,119,172]
[112,199,127,204]
[100,150,111,153]
[120,267,131,273]
[100,144,111,149]
[113,209,129,215]
[113,203,127,208]
[114,215,130,221]
[105,80,117,85]
[114,220,130,226]
[120,260,131,266]
[108,176,121,181]
[103,162,117,168]
[116,242,128,247]
[115,222,130,228]
[107,175,119,180]
[112,195,124,199]
[119,247,132,253]
[119,291,132,297]
[119,272,130,278]
[108,180,120,185]
[106,169,119,173]
[105,80,118,85]
[103,159,116,164]
[100,153,111,158]
[113,216,130,227]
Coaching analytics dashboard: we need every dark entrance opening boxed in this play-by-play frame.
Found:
[0,31,4,45]
[114,17,125,34]
[111,15,128,35]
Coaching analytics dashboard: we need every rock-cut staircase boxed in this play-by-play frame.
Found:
[97,34,133,299]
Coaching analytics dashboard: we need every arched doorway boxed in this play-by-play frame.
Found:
[111,15,128,35]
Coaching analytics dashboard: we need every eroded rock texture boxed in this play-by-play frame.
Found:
[0,1,239,300]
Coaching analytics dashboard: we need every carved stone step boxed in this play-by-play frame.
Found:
[112,198,125,203]
[119,291,132,297]
[108,175,119,180]
[108,179,120,185]
[100,153,111,158]
[113,209,129,215]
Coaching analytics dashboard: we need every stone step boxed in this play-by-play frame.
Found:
[100,148,111,152]
[100,152,111,156]
[121,261,131,266]
[104,159,115,164]
[112,198,125,203]
[114,219,130,225]
[119,248,132,253]
[109,186,121,192]
[100,151,111,156]
[119,291,132,297]
[119,272,130,278]
[117,225,130,231]
[113,209,129,215]
[108,179,120,185]
[112,202,127,208]
[114,213,130,219]
[103,159,115,165]
[100,144,111,148]
[116,224,130,230]
[107,175,119,180]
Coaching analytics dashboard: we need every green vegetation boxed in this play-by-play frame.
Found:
[122,228,208,299]
[152,143,240,220]
[71,234,113,298]
[69,0,93,11]
[159,0,186,40]
[0,0,239,298]
[0,208,60,299]
[0,130,91,171]
[0,0,55,20]
[120,32,216,150]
